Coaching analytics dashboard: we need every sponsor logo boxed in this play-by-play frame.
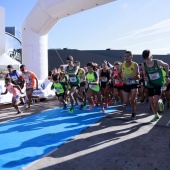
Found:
[33,90,44,96]
[40,83,45,90]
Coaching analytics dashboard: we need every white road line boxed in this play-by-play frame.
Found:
[166,120,170,126]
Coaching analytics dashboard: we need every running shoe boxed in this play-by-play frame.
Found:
[36,98,40,103]
[79,104,84,110]
[88,105,94,110]
[158,99,164,113]
[25,105,30,110]
[16,111,22,115]
[126,105,132,111]
[79,102,87,110]
[150,114,159,122]
[83,103,87,109]
[68,107,74,113]
[22,103,28,108]
[131,113,136,120]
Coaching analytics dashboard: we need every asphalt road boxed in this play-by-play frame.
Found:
[1,100,170,170]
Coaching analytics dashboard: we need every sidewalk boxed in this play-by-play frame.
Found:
[1,101,170,170]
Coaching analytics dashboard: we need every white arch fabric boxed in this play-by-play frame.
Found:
[0,6,5,55]
[22,0,115,80]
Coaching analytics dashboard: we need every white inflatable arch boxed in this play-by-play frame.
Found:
[22,0,114,80]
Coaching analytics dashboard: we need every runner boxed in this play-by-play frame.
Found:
[50,68,58,82]
[99,62,111,108]
[106,63,115,105]
[1,78,24,114]
[6,65,26,105]
[6,65,25,88]
[160,67,167,106]
[138,63,146,103]
[50,68,58,90]
[59,71,69,102]
[20,65,39,110]
[65,55,80,113]
[142,50,169,122]
[118,51,140,120]
[51,73,68,109]
[85,62,105,113]
[58,65,65,73]
[164,77,170,108]
[91,63,101,106]
[112,61,124,106]
[74,61,87,110]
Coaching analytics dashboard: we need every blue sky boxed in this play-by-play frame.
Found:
[1,0,170,54]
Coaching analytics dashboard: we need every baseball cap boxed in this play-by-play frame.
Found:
[67,55,73,61]
[7,65,13,69]
[20,64,26,69]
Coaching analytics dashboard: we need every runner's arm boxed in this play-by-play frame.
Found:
[141,63,148,81]
[99,69,103,80]
[118,64,123,80]
[35,77,38,89]
[157,60,169,77]
[19,75,25,89]
[31,72,39,89]
[13,85,24,94]
[141,63,146,77]
[1,88,8,95]
[131,63,140,80]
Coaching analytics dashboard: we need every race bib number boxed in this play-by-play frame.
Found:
[89,84,98,89]
[12,75,18,81]
[115,79,120,84]
[55,88,62,93]
[70,77,77,82]
[126,80,136,85]
[102,77,108,82]
[149,73,160,80]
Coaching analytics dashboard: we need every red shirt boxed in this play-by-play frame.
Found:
[113,70,123,87]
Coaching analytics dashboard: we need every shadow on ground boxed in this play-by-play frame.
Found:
[24,103,170,170]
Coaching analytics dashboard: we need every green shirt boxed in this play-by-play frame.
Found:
[144,60,164,88]
[66,66,80,86]
[86,72,100,92]
[53,82,65,94]
[161,68,166,85]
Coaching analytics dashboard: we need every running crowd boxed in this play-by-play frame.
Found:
[1,50,170,122]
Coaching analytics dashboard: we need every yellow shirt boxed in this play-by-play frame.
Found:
[122,61,135,79]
